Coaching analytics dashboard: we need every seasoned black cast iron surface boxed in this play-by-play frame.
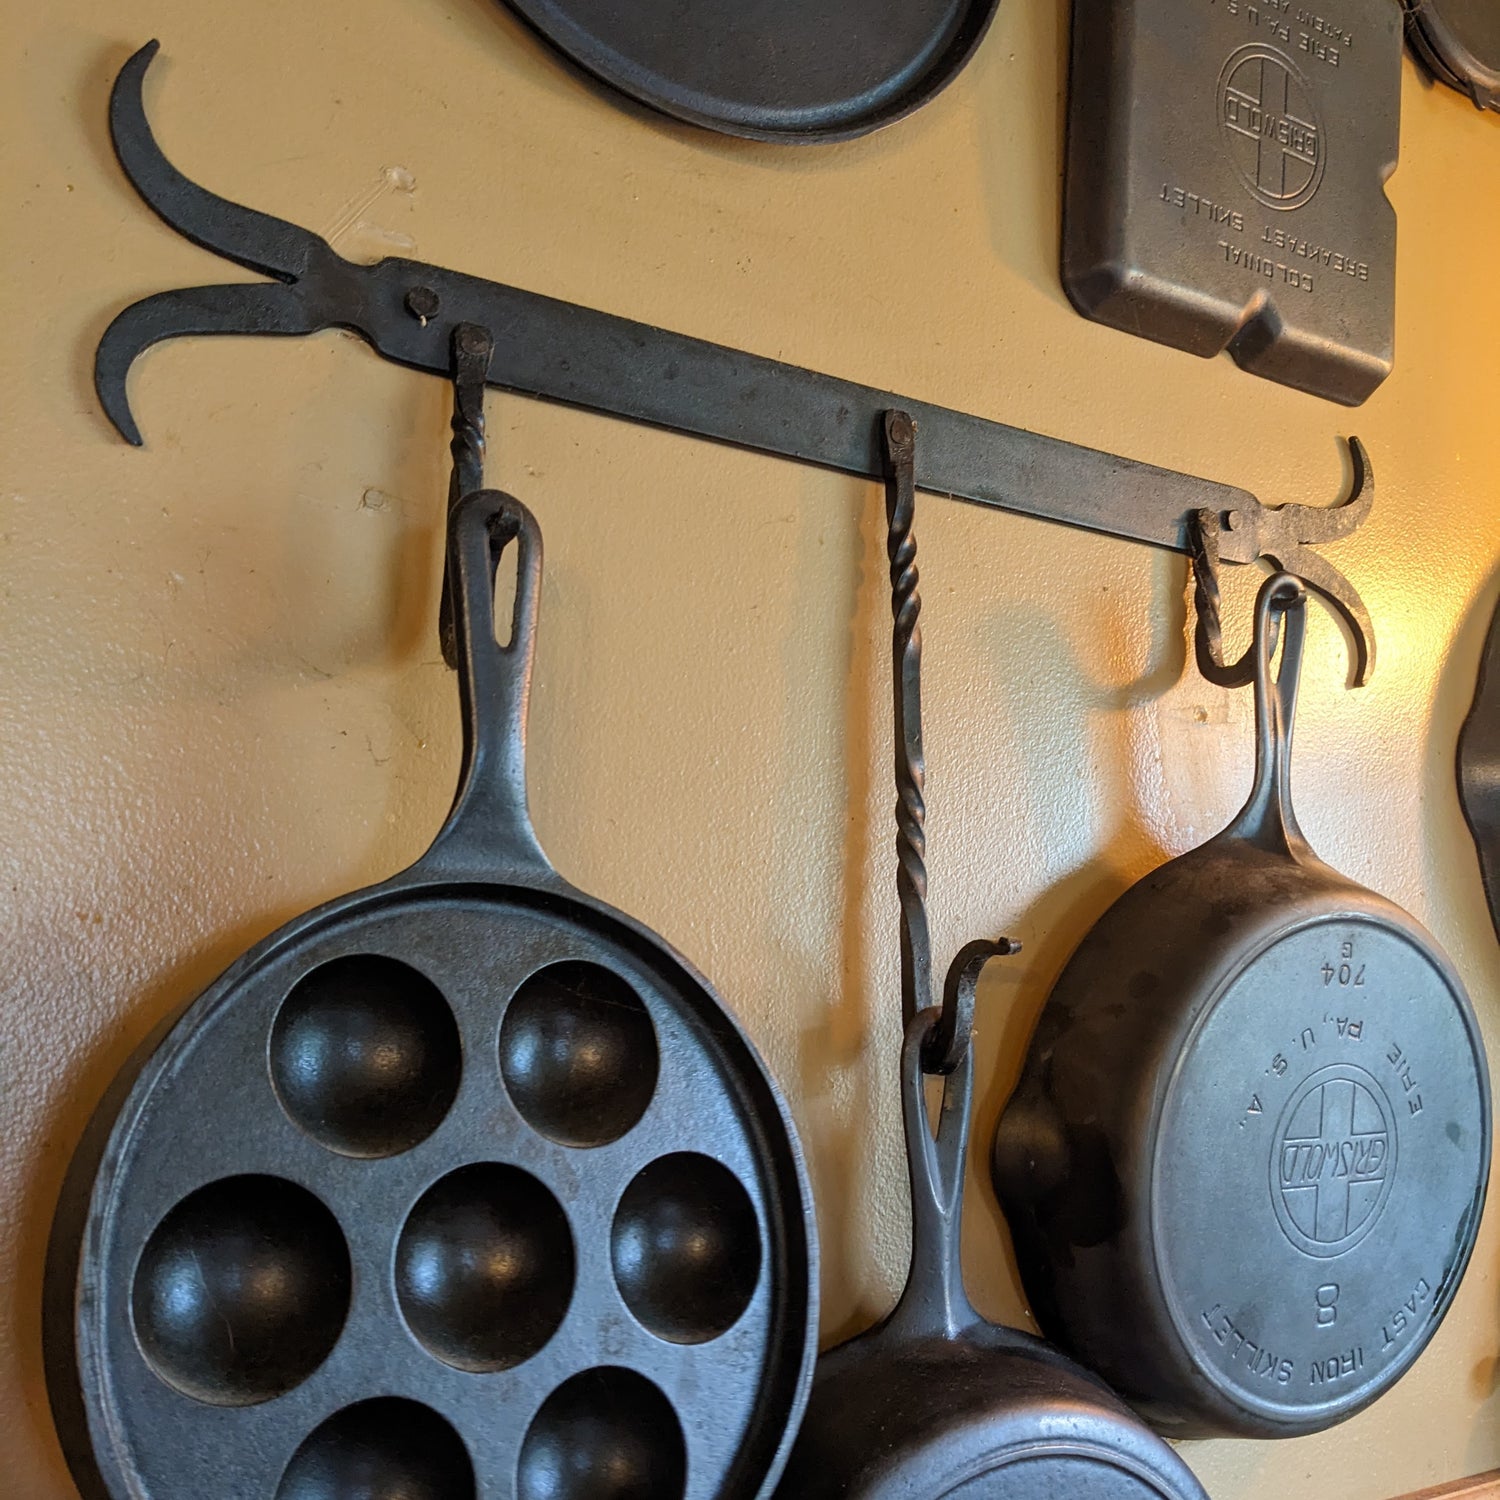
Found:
[498,0,1001,142]
[1458,590,1500,946]
[45,493,816,1500]
[995,576,1490,1438]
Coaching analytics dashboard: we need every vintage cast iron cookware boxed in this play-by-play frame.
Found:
[994,574,1491,1439]
[775,412,1209,1500]
[45,490,817,1500]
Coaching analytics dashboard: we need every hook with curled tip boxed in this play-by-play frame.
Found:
[883,411,1022,1077]
[921,937,1022,1078]
[95,283,324,446]
[111,41,333,282]
[98,41,352,445]
[1190,436,1375,688]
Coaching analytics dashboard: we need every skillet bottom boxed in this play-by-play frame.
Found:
[1153,916,1488,1432]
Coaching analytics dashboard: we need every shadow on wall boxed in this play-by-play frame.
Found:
[1429,564,1500,1479]
[795,471,890,1347]
[962,543,1190,1330]
[973,0,1073,305]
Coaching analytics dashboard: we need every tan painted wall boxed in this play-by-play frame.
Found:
[5,0,1500,1495]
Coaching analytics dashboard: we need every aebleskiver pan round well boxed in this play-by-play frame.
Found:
[993,574,1490,1439]
[45,490,816,1500]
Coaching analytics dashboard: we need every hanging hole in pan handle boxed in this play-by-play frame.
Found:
[889,939,1017,1342]
[423,490,551,879]
[1233,571,1312,855]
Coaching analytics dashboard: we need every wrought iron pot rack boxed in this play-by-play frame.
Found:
[98,41,1377,685]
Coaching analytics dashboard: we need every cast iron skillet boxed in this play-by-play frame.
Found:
[497,0,1002,143]
[45,490,817,1500]
[775,411,1208,1500]
[994,574,1491,1439]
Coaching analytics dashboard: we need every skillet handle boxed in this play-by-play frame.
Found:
[419,489,552,882]
[885,947,998,1342]
[1227,572,1311,857]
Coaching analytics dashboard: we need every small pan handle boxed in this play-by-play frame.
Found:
[884,944,1002,1343]
[1226,572,1311,857]
[418,489,553,883]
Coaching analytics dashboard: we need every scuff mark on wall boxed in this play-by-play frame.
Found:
[322,165,418,261]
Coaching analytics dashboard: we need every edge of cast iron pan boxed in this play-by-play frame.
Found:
[497,0,1003,142]
[1404,0,1500,110]
[45,871,818,1500]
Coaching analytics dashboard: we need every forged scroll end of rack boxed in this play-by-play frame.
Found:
[1188,437,1376,692]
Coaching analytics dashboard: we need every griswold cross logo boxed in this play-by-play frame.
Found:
[1270,1063,1397,1259]
[1218,44,1326,211]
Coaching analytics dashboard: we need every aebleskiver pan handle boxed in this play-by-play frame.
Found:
[1227,572,1312,857]
[885,946,1010,1343]
[420,489,553,882]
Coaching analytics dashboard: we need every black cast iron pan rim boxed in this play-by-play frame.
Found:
[498,0,1003,144]
[1136,904,1492,1435]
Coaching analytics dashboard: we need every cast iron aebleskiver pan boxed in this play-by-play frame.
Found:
[994,574,1490,1439]
[497,0,1001,143]
[775,412,1207,1500]
[45,490,817,1500]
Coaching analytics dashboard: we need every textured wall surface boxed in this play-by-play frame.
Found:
[4,0,1500,1495]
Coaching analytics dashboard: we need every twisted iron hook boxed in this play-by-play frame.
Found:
[883,410,1019,1074]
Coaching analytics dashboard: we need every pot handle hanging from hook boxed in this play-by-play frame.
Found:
[881,410,1017,1341]
[1223,572,1315,859]
[440,323,495,668]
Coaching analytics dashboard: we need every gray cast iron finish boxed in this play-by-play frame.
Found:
[96,42,1378,683]
[44,486,817,1498]
[497,0,1001,142]
[774,411,1210,1500]
[1062,0,1402,406]
[993,575,1492,1439]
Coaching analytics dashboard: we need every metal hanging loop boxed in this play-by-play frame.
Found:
[1187,507,1256,689]
[883,410,1019,1075]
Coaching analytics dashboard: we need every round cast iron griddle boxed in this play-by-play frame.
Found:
[1405,0,1500,110]
[993,576,1490,1438]
[45,492,817,1500]
[497,0,1002,142]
